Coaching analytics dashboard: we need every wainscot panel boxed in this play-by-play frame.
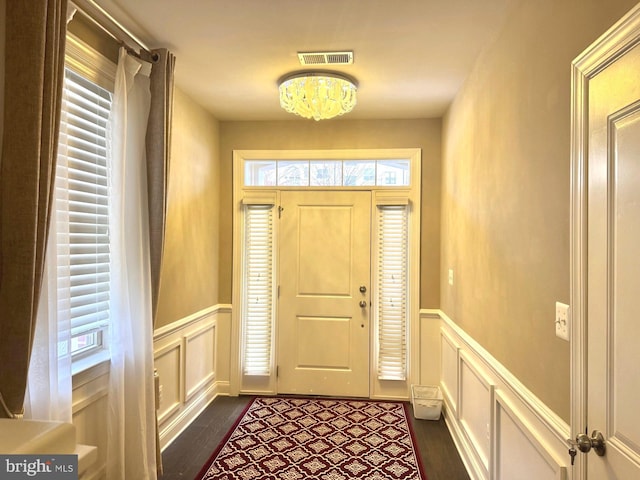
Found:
[72,361,109,479]
[421,310,571,480]
[440,328,460,416]
[495,391,567,480]
[459,351,494,477]
[154,305,230,450]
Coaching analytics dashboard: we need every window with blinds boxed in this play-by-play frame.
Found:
[376,205,409,380]
[58,66,113,358]
[241,205,275,375]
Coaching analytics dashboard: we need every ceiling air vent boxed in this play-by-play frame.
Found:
[298,51,354,66]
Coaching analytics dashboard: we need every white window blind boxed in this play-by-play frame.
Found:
[242,205,275,375]
[58,67,112,348]
[377,205,408,380]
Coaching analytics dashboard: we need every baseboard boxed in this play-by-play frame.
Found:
[159,381,223,451]
[443,406,485,480]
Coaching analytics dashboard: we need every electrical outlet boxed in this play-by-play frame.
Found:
[555,302,570,341]
[448,269,454,286]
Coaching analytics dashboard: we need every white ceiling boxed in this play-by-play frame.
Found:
[99,0,513,121]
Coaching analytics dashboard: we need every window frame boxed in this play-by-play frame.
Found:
[232,149,421,400]
[62,34,116,373]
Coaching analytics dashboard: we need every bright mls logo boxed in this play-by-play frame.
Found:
[0,455,77,479]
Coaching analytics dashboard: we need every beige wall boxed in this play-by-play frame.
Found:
[155,87,221,328]
[218,119,442,308]
[441,0,637,421]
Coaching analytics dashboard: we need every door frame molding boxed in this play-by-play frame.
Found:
[570,5,640,479]
[230,148,422,400]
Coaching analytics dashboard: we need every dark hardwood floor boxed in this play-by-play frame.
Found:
[161,395,470,480]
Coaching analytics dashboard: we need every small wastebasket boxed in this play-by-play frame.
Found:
[411,385,443,420]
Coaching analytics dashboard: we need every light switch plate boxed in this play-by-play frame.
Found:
[555,302,570,341]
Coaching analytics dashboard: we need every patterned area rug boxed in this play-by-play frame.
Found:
[196,396,426,480]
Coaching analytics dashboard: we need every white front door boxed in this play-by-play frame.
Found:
[581,6,640,478]
[277,190,371,397]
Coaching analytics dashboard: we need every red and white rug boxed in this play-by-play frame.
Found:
[196,396,426,480]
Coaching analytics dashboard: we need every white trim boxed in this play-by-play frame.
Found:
[570,5,640,480]
[72,388,109,415]
[184,321,217,402]
[154,339,184,423]
[436,310,569,443]
[374,189,411,205]
[235,148,421,163]
[158,381,220,451]
[458,350,495,478]
[65,33,116,91]
[440,327,460,418]
[241,190,278,205]
[493,391,568,480]
[154,304,226,340]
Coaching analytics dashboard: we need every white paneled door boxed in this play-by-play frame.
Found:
[576,5,640,478]
[277,191,371,397]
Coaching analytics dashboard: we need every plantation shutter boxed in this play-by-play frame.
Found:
[376,204,409,381]
[242,202,275,375]
[58,67,112,339]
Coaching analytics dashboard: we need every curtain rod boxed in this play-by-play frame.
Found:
[70,0,159,62]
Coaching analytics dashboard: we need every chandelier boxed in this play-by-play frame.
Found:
[278,72,357,121]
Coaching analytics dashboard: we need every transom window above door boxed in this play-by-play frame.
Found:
[244,158,410,187]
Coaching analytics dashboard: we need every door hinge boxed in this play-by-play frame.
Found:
[277,285,280,298]
[276,366,279,377]
[278,205,284,218]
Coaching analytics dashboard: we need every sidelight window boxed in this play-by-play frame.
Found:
[376,205,409,380]
[240,204,276,376]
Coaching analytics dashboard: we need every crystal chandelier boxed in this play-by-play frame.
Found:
[278,72,357,121]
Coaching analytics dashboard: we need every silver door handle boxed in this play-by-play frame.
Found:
[567,430,606,464]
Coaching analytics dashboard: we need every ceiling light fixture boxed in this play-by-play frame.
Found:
[278,72,357,121]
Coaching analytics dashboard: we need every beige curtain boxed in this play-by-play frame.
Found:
[0,0,67,418]
[144,47,175,476]
[145,48,175,321]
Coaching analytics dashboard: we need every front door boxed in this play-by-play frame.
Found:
[583,6,640,478]
[277,190,371,397]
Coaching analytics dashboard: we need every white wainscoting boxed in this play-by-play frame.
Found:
[423,310,571,480]
[72,362,109,480]
[154,304,231,450]
[70,304,231,479]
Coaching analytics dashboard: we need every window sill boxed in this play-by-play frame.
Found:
[71,350,110,386]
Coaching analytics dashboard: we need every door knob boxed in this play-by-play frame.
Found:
[567,430,606,465]
[359,285,367,293]
[359,300,367,308]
